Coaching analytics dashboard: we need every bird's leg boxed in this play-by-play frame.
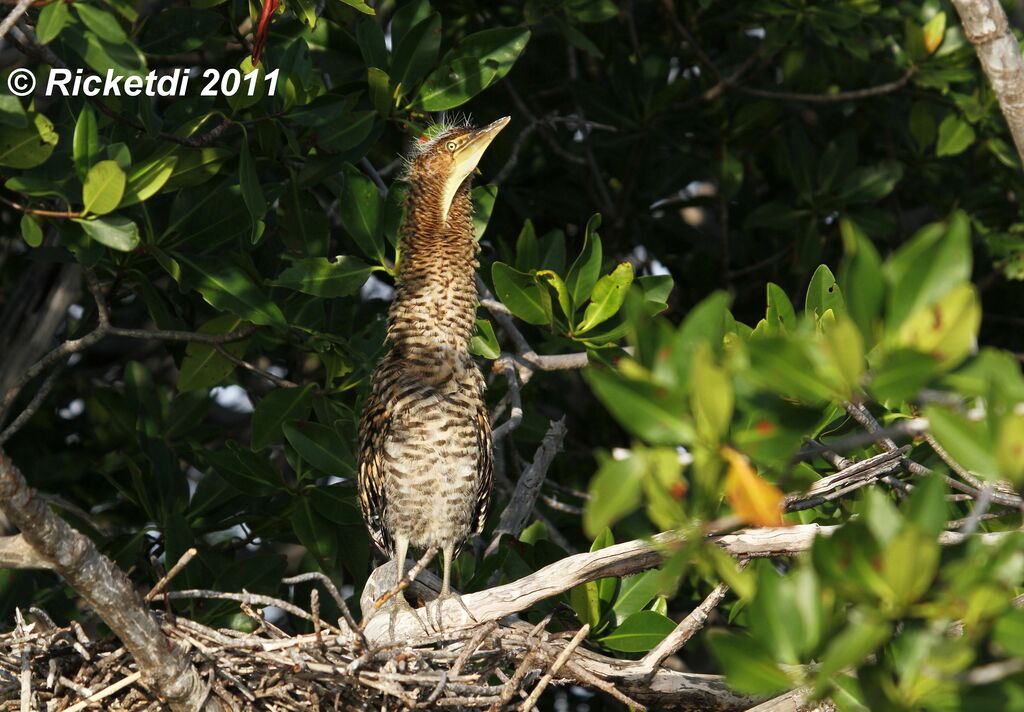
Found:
[376,536,427,638]
[426,543,478,632]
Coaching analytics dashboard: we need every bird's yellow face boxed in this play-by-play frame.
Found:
[411,117,511,223]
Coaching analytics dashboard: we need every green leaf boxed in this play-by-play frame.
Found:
[994,609,1024,658]
[836,161,902,204]
[415,28,531,110]
[515,220,538,271]
[238,139,266,242]
[922,11,946,53]
[337,0,374,14]
[74,4,127,43]
[82,160,126,216]
[283,421,355,476]
[707,631,793,696]
[273,256,374,298]
[354,15,388,70]
[390,12,441,97]
[469,318,500,359]
[805,264,845,320]
[162,147,232,191]
[472,184,498,241]
[612,570,667,625]
[576,262,634,334]
[909,102,936,152]
[765,283,796,335]
[821,316,864,398]
[814,613,891,689]
[924,405,998,480]
[0,112,59,169]
[747,338,835,404]
[74,215,140,251]
[318,111,378,152]
[177,315,249,392]
[204,441,281,495]
[491,262,551,325]
[0,93,27,128]
[20,215,43,248]
[252,385,315,450]
[367,67,393,117]
[895,283,980,371]
[291,497,339,574]
[36,0,72,43]
[884,211,971,333]
[997,414,1024,484]
[339,163,384,263]
[936,114,975,157]
[586,369,694,445]
[570,530,616,631]
[881,528,939,609]
[838,219,884,342]
[292,0,318,26]
[598,610,676,653]
[73,105,98,181]
[584,452,644,537]
[138,7,221,53]
[667,291,730,387]
[690,342,733,444]
[868,348,940,403]
[121,154,179,207]
[566,214,603,310]
[172,253,287,328]
[536,270,572,323]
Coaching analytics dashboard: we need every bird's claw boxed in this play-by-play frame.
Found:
[376,593,429,640]
[425,592,478,633]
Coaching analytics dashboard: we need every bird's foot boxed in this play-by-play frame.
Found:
[425,592,478,633]
[375,593,429,640]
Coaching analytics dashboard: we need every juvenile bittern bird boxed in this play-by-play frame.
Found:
[357,116,508,627]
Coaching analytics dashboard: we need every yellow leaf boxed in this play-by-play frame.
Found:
[923,12,946,55]
[722,447,786,527]
[895,283,980,370]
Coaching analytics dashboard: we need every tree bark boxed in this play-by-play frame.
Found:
[951,0,1024,164]
[0,533,53,569]
[0,450,220,712]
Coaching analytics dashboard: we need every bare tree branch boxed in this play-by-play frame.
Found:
[360,522,1008,644]
[950,0,1024,165]
[0,450,219,712]
[487,417,567,555]
[0,533,52,570]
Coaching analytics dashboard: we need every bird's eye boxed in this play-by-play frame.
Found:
[446,141,458,152]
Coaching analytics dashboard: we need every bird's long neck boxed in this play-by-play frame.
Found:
[386,177,479,380]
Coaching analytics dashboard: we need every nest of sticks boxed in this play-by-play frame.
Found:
[0,609,598,711]
[0,577,609,712]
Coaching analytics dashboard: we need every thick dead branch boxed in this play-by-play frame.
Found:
[0,451,218,712]
[361,523,1010,644]
[951,0,1024,165]
[489,417,567,550]
[0,534,51,570]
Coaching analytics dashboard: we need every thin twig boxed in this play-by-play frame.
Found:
[281,572,364,649]
[520,624,589,711]
[146,548,197,602]
[0,0,34,41]
[491,360,523,441]
[641,583,728,675]
[212,343,298,388]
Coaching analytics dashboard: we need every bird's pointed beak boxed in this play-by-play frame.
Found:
[455,116,511,172]
[442,117,511,221]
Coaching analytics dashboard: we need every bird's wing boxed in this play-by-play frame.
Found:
[357,385,393,558]
[472,402,494,536]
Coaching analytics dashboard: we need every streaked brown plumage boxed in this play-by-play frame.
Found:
[357,117,508,611]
